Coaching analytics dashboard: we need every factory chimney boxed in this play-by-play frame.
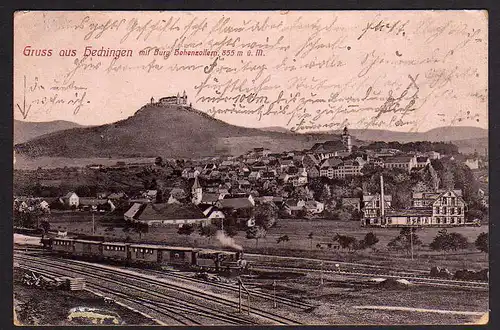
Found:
[380,175,385,224]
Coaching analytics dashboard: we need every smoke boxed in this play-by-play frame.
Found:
[215,230,242,251]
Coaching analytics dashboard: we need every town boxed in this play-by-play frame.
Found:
[14,120,489,254]
[13,96,489,327]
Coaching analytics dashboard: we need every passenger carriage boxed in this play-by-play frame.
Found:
[102,242,129,262]
[129,244,161,265]
[73,239,103,259]
[51,237,75,256]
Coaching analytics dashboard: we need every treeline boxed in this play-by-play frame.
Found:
[359,141,459,155]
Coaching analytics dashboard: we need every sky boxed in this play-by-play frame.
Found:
[14,10,487,133]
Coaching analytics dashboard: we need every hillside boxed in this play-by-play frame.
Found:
[328,127,487,143]
[14,105,353,158]
[14,120,84,144]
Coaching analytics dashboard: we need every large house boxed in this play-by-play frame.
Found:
[319,158,363,179]
[319,158,343,178]
[361,194,393,226]
[383,155,418,173]
[62,192,79,207]
[363,188,467,227]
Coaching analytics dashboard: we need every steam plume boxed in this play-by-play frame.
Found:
[215,230,242,251]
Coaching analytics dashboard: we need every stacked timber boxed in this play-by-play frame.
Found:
[67,277,86,291]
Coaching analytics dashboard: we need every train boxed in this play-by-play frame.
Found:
[41,236,249,273]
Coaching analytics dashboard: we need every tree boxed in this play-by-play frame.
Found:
[155,156,165,167]
[254,203,278,229]
[40,220,50,238]
[387,228,422,256]
[359,232,379,249]
[133,222,149,239]
[475,232,488,253]
[334,234,358,251]
[277,235,290,246]
[199,224,218,242]
[177,224,195,236]
[246,226,266,248]
[307,232,314,249]
[224,225,239,238]
[430,229,469,253]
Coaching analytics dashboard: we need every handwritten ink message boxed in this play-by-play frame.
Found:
[14,11,487,132]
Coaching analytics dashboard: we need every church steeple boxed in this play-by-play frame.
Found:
[341,126,352,153]
[191,175,202,205]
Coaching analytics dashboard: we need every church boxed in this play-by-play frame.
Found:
[309,127,353,160]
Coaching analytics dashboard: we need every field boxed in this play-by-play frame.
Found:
[49,212,488,272]
[14,154,156,170]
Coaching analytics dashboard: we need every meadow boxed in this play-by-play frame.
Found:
[49,212,488,272]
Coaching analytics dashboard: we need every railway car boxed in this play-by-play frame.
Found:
[51,237,75,256]
[102,242,129,262]
[159,246,197,267]
[129,244,161,265]
[73,239,103,260]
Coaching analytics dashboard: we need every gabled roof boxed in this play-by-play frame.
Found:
[363,194,392,202]
[311,140,346,153]
[192,176,202,189]
[217,198,254,209]
[169,188,187,200]
[320,158,343,168]
[201,193,220,203]
[124,203,144,219]
[416,156,429,163]
[342,197,361,203]
[384,156,415,163]
[64,192,77,198]
[136,203,206,221]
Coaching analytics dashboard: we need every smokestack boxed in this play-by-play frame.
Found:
[380,175,385,222]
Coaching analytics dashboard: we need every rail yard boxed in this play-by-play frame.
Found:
[14,240,488,325]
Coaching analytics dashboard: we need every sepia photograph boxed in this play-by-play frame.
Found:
[13,10,488,326]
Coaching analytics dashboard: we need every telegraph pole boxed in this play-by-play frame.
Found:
[410,227,414,260]
[273,280,277,308]
[320,262,324,286]
[238,280,242,313]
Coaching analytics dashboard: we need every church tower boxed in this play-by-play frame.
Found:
[341,126,352,153]
[191,175,203,205]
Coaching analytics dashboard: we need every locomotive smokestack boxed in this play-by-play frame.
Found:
[380,174,385,221]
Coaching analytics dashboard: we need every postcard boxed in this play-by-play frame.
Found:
[13,10,488,326]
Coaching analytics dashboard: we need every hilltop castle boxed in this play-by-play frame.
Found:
[150,91,189,106]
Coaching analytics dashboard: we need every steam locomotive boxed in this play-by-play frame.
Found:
[41,237,248,273]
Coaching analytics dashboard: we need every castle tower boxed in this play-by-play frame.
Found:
[182,90,187,105]
[191,175,203,205]
[341,126,352,153]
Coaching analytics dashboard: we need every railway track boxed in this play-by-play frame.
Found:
[15,253,302,326]
[252,265,489,290]
[144,268,315,310]
[16,257,259,325]
[15,248,315,311]
[246,253,431,275]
